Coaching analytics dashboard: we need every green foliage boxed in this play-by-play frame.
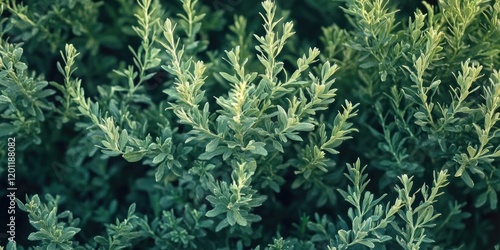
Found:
[1,0,499,249]
[15,194,81,250]
[0,40,55,144]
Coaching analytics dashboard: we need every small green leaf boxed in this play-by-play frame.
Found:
[215,219,229,232]
[358,239,375,248]
[47,207,57,227]
[466,145,476,157]
[118,129,128,150]
[153,153,167,164]
[6,240,17,250]
[199,147,226,160]
[277,106,288,127]
[475,191,488,207]
[272,140,284,153]
[0,123,19,137]
[295,122,314,131]
[206,208,221,217]
[15,198,27,212]
[13,47,23,61]
[94,236,108,245]
[414,112,427,120]
[227,210,236,226]
[233,210,247,226]
[0,95,11,104]
[128,203,136,216]
[60,227,79,241]
[47,242,57,250]
[460,170,474,187]
[220,72,239,84]
[28,231,47,241]
[286,133,303,141]
[338,229,349,243]
[489,190,498,210]
[123,151,146,162]
[250,144,268,156]
[155,163,166,182]
[206,138,220,152]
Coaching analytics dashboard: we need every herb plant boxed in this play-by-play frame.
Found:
[1,0,499,249]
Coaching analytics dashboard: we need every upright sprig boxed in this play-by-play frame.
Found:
[3,0,102,53]
[15,194,82,250]
[94,204,147,249]
[0,39,55,143]
[177,0,206,49]
[442,60,483,130]
[293,100,359,186]
[453,70,500,207]
[161,18,207,109]
[440,0,490,59]
[253,0,299,115]
[342,0,399,81]
[402,28,444,132]
[255,0,295,84]
[217,46,258,126]
[205,161,267,231]
[227,16,253,61]
[143,205,214,249]
[329,159,403,250]
[57,44,128,157]
[162,14,214,145]
[393,170,449,250]
[114,0,162,95]
[54,1,186,181]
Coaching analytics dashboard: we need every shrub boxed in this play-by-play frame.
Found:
[1,0,499,249]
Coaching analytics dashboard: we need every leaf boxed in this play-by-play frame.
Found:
[489,190,498,210]
[47,207,57,227]
[413,112,427,120]
[295,122,314,131]
[118,129,128,150]
[206,208,221,217]
[60,227,79,241]
[6,240,17,250]
[338,229,349,243]
[475,191,487,207]
[0,95,11,104]
[15,198,27,212]
[285,133,303,141]
[94,236,108,245]
[272,140,284,153]
[359,60,378,69]
[215,219,229,232]
[123,151,146,162]
[101,150,122,157]
[47,242,57,250]
[155,164,166,182]
[0,123,19,137]
[233,210,247,226]
[199,147,226,160]
[206,138,220,152]
[358,239,375,248]
[128,203,136,216]
[153,153,167,164]
[13,47,23,61]
[227,210,236,226]
[220,72,239,85]
[250,144,268,156]
[277,105,288,128]
[460,170,474,187]
[28,231,47,241]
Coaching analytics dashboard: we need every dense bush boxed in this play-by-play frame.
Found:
[1,0,499,249]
